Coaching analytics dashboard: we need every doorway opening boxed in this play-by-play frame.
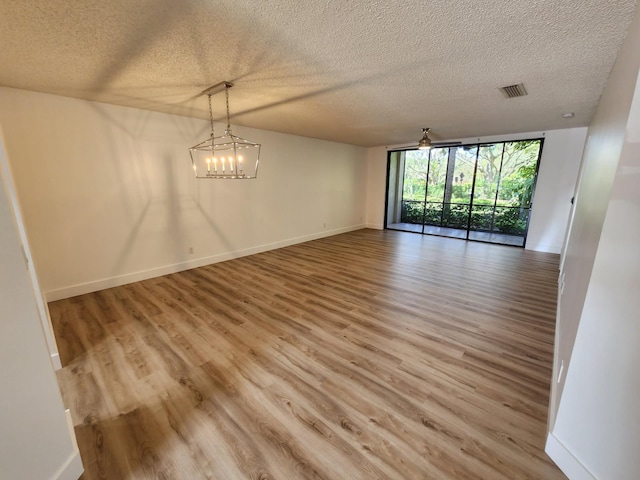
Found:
[385,138,544,247]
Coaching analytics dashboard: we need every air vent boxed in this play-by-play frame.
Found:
[499,83,528,98]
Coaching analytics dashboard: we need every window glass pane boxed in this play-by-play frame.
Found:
[402,150,429,201]
[400,150,429,225]
[440,146,478,229]
[497,140,541,208]
[449,146,477,205]
[425,147,447,203]
[475,144,503,206]
[423,148,447,226]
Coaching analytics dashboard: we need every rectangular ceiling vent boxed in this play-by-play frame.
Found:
[499,83,528,98]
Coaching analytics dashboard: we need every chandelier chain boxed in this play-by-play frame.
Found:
[208,94,215,138]
[225,85,231,131]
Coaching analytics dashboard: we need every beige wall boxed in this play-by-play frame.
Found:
[0,87,367,300]
[0,132,82,480]
[548,4,640,479]
[365,146,388,229]
[527,128,587,253]
[364,128,586,254]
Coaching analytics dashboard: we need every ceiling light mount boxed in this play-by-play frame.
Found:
[201,81,234,96]
[418,128,432,150]
[189,81,260,179]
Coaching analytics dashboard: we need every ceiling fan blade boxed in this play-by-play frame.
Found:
[393,141,462,151]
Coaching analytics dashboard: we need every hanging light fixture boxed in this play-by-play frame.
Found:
[189,81,260,179]
[418,128,432,150]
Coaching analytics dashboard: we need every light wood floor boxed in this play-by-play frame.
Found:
[51,229,567,480]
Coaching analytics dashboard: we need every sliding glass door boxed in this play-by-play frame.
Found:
[385,138,543,247]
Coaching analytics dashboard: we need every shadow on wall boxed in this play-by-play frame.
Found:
[85,101,240,276]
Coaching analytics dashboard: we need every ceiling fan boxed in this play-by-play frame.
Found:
[414,127,462,150]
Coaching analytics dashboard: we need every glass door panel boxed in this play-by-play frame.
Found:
[468,140,542,245]
[399,150,429,232]
[386,138,542,247]
[423,147,447,232]
[441,146,477,231]
[492,140,541,244]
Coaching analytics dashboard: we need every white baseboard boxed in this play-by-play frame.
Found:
[525,243,562,254]
[49,409,83,480]
[50,352,62,370]
[46,225,367,301]
[365,223,384,230]
[546,432,596,480]
[49,452,83,480]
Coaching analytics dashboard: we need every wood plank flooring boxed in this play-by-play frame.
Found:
[50,229,567,479]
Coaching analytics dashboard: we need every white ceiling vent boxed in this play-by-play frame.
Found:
[499,83,528,98]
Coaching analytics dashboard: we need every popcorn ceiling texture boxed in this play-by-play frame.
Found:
[0,0,637,146]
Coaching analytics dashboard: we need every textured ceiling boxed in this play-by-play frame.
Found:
[0,0,637,146]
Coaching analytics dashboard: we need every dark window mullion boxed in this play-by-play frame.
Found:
[421,149,432,234]
[466,147,481,240]
[490,143,507,233]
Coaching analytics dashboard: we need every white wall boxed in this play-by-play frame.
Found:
[0,87,367,300]
[364,128,586,253]
[0,127,62,367]
[365,146,388,229]
[527,128,587,253]
[547,5,640,479]
[0,133,82,480]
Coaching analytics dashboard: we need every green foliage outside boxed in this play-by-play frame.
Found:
[401,201,529,235]
[400,140,540,235]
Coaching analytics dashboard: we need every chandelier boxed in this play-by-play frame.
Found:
[189,81,260,179]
